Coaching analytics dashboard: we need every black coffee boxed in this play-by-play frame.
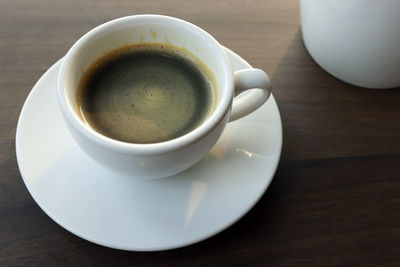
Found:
[76,43,216,144]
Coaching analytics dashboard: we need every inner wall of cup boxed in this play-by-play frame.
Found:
[64,19,228,118]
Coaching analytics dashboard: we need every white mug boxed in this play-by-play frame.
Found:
[57,15,271,179]
[301,0,400,89]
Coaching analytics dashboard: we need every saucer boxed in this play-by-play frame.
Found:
[16,47,282,251]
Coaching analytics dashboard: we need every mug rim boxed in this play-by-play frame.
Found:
[57,14,234,155]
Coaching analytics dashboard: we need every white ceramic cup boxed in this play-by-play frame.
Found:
[57,15,271,179]
[301,0,400,89]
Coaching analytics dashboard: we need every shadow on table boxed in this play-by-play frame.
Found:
[271,28,400,163]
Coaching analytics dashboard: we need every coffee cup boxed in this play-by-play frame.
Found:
[57,15,271,179]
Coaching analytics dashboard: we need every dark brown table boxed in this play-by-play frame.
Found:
[2,0,400,265]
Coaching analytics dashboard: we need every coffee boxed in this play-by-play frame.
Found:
[76,43,216,144]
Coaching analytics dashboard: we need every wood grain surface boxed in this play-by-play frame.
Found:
[1,0,400,266]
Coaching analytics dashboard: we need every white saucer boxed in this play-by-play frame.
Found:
[16,47,282,251]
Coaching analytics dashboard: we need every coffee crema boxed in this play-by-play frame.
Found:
[76,43,217,144]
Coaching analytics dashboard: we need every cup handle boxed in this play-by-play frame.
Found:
[229,68,271,122]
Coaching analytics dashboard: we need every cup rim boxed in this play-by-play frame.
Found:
[57,14,233,155]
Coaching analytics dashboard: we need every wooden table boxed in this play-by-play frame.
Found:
[2,0,400,265]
